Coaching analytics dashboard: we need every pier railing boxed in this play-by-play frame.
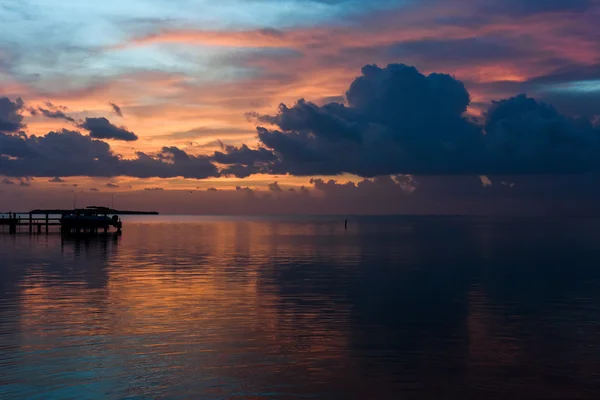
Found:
[0,216,61,234]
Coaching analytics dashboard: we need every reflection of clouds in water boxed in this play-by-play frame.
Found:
[107,221,356,385]
[3,217,600,398]
[16,235,121,336]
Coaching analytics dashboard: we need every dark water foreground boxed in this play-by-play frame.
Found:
[2,215,600,399]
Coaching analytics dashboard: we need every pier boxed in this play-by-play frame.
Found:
[0,206,158,235]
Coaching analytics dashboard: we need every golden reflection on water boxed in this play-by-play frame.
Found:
[8,220,358,399]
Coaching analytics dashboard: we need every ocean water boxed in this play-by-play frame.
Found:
[2,215,600,399]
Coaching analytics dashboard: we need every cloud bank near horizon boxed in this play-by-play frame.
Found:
[3,173,600,215]
[1,63,599,182]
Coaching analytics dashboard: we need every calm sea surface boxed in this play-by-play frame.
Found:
[2,215,600,399]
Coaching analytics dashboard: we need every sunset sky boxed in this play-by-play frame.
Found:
[1,0,600,214]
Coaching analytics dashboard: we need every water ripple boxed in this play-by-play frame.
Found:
[2,216,600,399]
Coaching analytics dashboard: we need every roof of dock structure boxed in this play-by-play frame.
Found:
[26,206,159,215]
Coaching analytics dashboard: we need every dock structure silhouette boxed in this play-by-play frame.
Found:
[0,206,158,235]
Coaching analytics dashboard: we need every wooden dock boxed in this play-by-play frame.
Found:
[0,206,158,235]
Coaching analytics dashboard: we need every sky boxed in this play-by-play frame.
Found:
[1,0,600,214]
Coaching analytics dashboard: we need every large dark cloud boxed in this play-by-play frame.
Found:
[257,63,488,176]
[535,91,600,118]
[484,94,600,173]
[212,143,277,165]
[0,130,218,179]
[213,143,277,178]
[123,146,219,179]
[80,117,138,141]
[226,63,600,177]
[252,99,363,143]
[0,97,25,132]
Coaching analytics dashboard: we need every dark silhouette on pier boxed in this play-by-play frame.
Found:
[1,206,158,235]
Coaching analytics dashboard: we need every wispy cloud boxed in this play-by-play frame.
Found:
[109,102,123,117]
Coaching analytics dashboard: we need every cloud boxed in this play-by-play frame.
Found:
[212,143,277,177]
[486,0,592,16]
[234,63,600,177]
[110,102,123,117]
[44,101,67,110]
[475,63,600,117]
[235,186,255,197]
[90,188,100,192]
[535,90,600,118]
[0,97,25,132]
[268,181,283,192]
[32,105,75,122]
[126,146,220,179]
[79,117,138,141]
[3,173,599,215]
[106,183,119,188]
[49,177,65,182]
[386,37,531,66]
[39,108,75,122]
[153,127,255,141]
[527,64,600,86]
[255,99,364,143]
[299,173,600,215]
[3,61,600,187]
[484,94,600,173]
[213,143,277,165]
[0,129,220,179]
[119,28,289,49]
[310,175,415,198]
[479,175,492,187]
[249,63,481,175]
